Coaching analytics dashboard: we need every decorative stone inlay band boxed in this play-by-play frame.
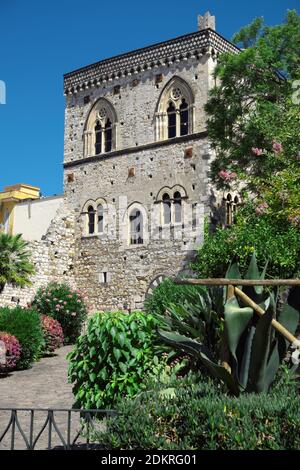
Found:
[64,29,239,95]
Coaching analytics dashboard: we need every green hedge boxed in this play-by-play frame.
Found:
[0,307,44,369]
[93,372,300,450]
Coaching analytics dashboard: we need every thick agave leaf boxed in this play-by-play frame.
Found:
[243,252,269,303]
[247,299,275,393]
[224,296,254,384]
[158,329,240,395]
[238,325,256,389]
[224,296,253,361]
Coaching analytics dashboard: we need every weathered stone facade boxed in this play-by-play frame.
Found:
[62,18,239,311]
[0,14,239,312]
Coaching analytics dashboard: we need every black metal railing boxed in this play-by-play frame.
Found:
[0,408,116,450]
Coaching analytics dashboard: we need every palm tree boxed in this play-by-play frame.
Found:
[0,233,35,293]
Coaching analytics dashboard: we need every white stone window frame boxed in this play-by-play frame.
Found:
[155,76,195,141]
[120,202,149,248]
[82,198,108,237]
[156,185,187,227]
[83,97,118,157]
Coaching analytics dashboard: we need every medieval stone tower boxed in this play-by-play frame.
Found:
[61,12,238,312]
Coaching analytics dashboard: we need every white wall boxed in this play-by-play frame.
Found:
[13,196,64,241]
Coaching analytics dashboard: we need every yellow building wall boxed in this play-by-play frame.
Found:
[0,184,40,234]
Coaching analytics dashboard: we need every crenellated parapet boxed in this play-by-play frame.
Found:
[64,29,239,96]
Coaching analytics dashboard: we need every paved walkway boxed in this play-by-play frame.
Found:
[0,346,83,449]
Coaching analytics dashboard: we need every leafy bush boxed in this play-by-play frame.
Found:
[94,371,300,450]
[68,311,162,409]
[0,332,22,372]
[0,307,44,369]
[144,278,209,317]
[32,282,88,344]
[41,315,64,354]
[193,210,300,279]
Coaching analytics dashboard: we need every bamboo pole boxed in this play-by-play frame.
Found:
[174,278,300,286]
[234,287,300,350]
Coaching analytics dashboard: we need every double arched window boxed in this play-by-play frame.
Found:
[84,98,117,157]
[157,187,186,226]
[155,77,194,141]
[225,194,239,226]
[83,199,106,235]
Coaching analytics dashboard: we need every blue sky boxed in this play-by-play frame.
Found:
[0,0,299,196]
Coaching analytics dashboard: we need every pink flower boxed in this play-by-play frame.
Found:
[71,312,77,317]
[218,170,237,182]
[272,141,283,154]
[255,202,269,216]
[288,215,300,227]
[251,147,263,156]
[63,301,67,305]
[77,299,81,303]
[67,294,73,298]
[55,304,61,309]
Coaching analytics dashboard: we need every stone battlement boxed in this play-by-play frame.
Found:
[64,29,239,95]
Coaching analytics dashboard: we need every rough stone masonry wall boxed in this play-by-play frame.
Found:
[0,201,77,308]
[63,53,216,311]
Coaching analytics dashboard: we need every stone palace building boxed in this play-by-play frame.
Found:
[0,12,239,312]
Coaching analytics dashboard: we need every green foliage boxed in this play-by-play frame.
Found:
[93,371,300,450]
[32,282,87,344]
[206,10,300,225]
[193,208,300,279]
[148,279,223,354]
[158,254,300,395]
[0,307,44,369]
[68,310,162,409]
[0,233,35,293]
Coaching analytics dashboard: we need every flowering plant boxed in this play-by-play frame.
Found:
[41,315,64,354]
[0,332,21,372]
[32,283,88,344]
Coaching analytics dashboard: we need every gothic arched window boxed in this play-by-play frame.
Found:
[105,118,112,153]
[167,102,177,139]
[162,193,171,225]
[179,99,189,136]
[130,209,143,245]
[84,98,117,157]
[173,191,182,223]
[155,77,194,141]
[88,205,95,234]
[95,121,102,155]
[225,194,239,226]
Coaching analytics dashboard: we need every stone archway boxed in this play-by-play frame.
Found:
[145,274,167,298]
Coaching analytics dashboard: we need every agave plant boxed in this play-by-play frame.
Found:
[158,253,300,395]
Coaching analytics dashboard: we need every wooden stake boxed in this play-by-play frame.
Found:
[234,287,300,350]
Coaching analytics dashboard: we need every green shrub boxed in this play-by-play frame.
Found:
[144,278,208,317]
[32,282,88,344]
[193,210,300,279]
[94,371,300,450]
[68,310,162,409]
[0,307,44,369]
